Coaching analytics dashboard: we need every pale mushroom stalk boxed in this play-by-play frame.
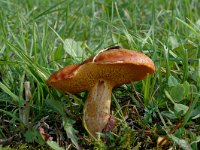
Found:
[83,80,113,136]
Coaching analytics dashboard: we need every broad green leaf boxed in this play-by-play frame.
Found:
[165,91,189,115]
[46,97,79,149]
[63,39,86,63]
[161,111,177,119]
[63,117,80,149]
[168,75,179,87]
[189,84,197,94]
[183,93,200,126]
[24,130,44,144]
[192,106,200,119]
[169,36,179,49]
[169,134,192,150]
[24,130,36,143]
[192,113,200,119]
[170,84,185,102]
[47,141,65,150]
[191,106,200,117]
[191,70,199,82]
[174,103,188,115]
[46,97,65,116]
[49,27,86,63]
[165,90,174,102]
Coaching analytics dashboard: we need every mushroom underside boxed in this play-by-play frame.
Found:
[48,63,153,93]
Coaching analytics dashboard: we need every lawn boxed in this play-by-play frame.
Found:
[0,0,200,149]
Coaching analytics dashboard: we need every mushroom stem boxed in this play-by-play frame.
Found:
[83,80,113,136]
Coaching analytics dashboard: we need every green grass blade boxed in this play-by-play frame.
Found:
[0,82,24,106]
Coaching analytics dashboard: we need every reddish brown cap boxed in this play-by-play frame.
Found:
[47,48,155,93]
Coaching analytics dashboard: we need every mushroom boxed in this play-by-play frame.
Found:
[47,47,155,137]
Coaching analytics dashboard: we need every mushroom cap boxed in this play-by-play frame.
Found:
[47,48,155,93]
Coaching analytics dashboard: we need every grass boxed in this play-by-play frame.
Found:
[0,0,200,149]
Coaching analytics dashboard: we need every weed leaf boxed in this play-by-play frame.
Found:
[169,134,192,150]
[63,38,86,62]
[63,117,80,149]
[170,84,185,102]
[46,97,65,115]
[168,75,179,87]
[47,140,65,150]
[174,103,188,115]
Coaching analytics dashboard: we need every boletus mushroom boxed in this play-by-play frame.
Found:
[47,47,155,137]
